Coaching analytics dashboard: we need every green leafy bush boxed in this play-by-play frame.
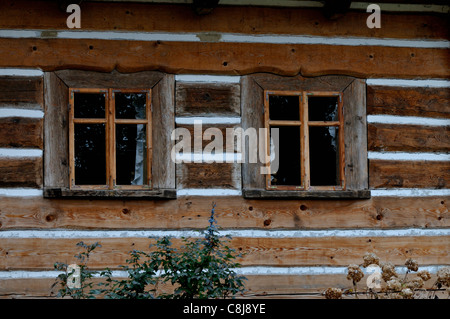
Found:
[53,241,101,299]
[53,204,247,299]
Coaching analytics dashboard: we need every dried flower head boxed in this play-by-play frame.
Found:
[381,262,398,282]
[405,258,419,272]
[362,252,380,267]
[437,267,450,287]
[386,278,402,292]
[324,287,342,299]
[386,278,402,291]
[401,288,414,299]
[417,270,431,281]
[347,264,364,283]
[405,277,424,289]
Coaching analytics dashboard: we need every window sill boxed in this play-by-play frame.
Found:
[243,189,371,200]
[43,188,177,199]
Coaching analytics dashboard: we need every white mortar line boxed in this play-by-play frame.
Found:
[175,117,241,125]
[175,153,242,163]
[0,30,449,48]
[368,151,450,161]
[175,74,240,83]
[367,78,450,88]
[0,188,43,197]
[371,189,450,197]
[0,148,43,157]
[221,33,450,48]
[0,228,448,239]
[177,188,242,196]
[0,108,44,119]
[236,265,446,276]
[0,68,43,77]
[350,2,449,13]
[0,265,446,280]
[219,0,324,8]
[367,115,450,127]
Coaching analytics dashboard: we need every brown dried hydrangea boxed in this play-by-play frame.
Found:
[362,252,380,268]
[405,258,419,272]
[437,267,450,287]
[401,288,414,299]
[386,278,402,292]
[417,270,432,281]
[324,287,343,299]
[405,277,424,289]
[347,264,364,283]
[381,262,398,282]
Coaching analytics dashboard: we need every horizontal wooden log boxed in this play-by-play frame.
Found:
[0,39,448,78]
[0,157,42,188]
[367,86,450,119]
[0,236,448,270]
[0,117,43,149]
[0,1,448,40]
[176,163,241,189]
[0,196,447,230]
[0,76,43,109]
[176,82,240,117]
[0,273,442,299]
[368,123,450,153]
[369,160,450,189]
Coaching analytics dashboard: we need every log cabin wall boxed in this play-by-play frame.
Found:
[0,0,448,298]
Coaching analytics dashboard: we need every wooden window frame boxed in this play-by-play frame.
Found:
[68,88,153,190]
[264,90,345,191]
[241,73,370,199]
[43,70,176,199]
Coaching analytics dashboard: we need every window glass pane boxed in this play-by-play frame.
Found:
[309,126,340,186]
[115,93,146,119]
[74,124,106,185]
[74,92,106,118]
[116,124,148,185]
[308,96,338,121]
[269,95,300,121]
[270,126,301,186]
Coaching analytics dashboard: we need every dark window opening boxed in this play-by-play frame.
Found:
[308,96,339,122]
[115,92,147,119]
[309,126,340,186]
[74,123,106,185]
[270,125,301,187]
[70,88,151,190]
[74,92,106,118]
[269,95,300,121]
[265,91,344,191]
[116,124,148,186]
